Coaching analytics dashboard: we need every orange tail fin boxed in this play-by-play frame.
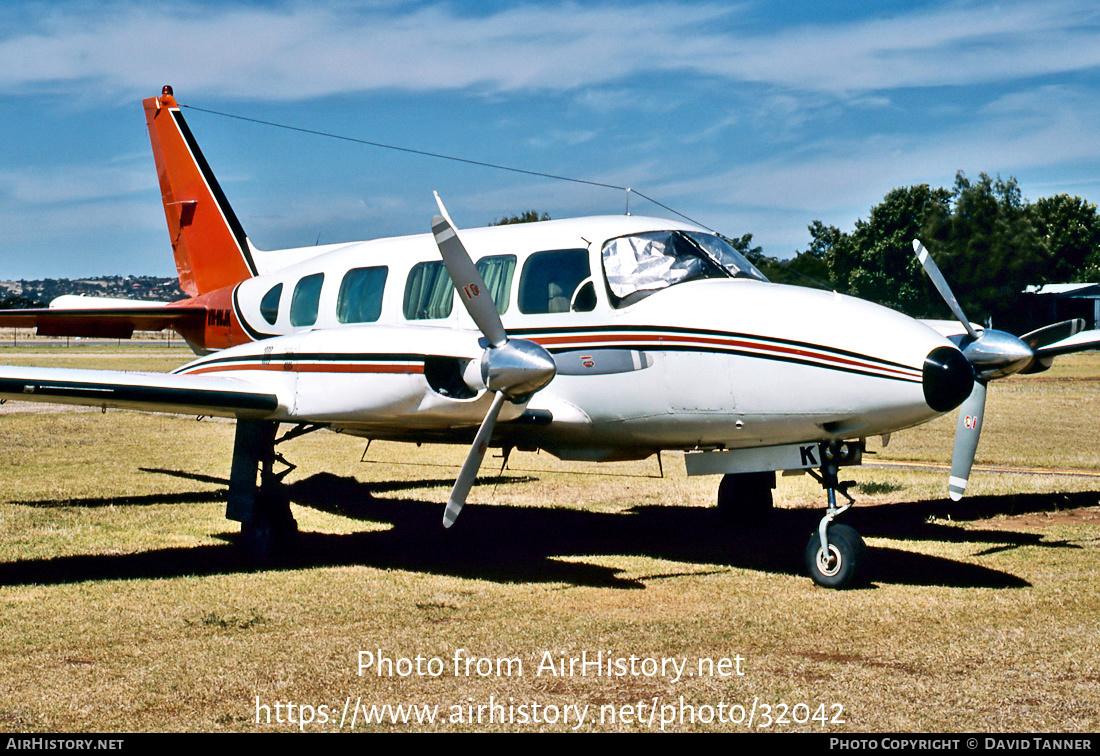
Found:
[144,86,257,297]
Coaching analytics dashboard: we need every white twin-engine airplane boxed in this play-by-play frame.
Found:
[3,86,1098,588]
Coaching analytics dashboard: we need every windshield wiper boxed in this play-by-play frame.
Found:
[677,232,735,279]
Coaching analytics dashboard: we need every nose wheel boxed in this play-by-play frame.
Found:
[805,523,865,588]
[805,441,867,589]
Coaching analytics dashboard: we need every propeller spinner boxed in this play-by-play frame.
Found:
[432,193,557,527]
[912,240,1086,499]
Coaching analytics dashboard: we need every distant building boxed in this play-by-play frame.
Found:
[1022,283,1100,330]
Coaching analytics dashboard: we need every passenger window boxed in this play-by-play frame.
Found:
[475,255,516,315]
[518,249,591,314]
[260,283,282,325]
[403,261,454,320]
[290,273,324,327]
[337,267,387,323]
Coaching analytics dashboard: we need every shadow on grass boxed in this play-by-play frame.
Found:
[3,472,1094,590]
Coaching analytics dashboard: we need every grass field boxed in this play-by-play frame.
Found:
[0,343,1098,732]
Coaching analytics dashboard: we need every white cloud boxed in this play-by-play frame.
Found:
[0,162,153,204]
[2,0,1100,103]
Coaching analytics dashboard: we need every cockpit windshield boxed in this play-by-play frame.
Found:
[601,230,767,307]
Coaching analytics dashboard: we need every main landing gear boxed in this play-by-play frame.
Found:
[803,442,866,589]
[227,420,321,560]
[716,471,776,525]
[715,441,867,589]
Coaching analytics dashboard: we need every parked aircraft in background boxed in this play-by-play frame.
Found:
[2,86,1097,588]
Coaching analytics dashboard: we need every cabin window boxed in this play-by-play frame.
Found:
[260,283,282,325]
[290,272,324,327]
[601,230,767,307]
[518,248,592,314]
[403,261,454,320]
[476,255,516,315]
[337,266,388,324]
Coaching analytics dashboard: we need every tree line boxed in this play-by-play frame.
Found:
[742,172,1100,326]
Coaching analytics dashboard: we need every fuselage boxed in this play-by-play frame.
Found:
[173,214,972,460]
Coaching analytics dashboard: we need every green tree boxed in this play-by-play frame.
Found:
[791,186,951,312]
[489,210,550,226]
[0,294,44,309]
[792,172,1100,324]
[1031,194,1100,282]
[922,173,1046,323]
[760,221,838,288]
[719,232,791,281]
[844,184,952,315]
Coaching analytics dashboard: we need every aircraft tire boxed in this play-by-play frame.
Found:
[805,524,866,589]
[717,472,775,524]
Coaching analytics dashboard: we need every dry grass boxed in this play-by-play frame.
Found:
[0,346,1098,732]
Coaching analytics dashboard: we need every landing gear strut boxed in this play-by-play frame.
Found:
[804,441,866,589]
[227,420,310,560]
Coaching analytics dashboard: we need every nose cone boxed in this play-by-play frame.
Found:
[963,329,1035,381]
[484,338,557,398]
[923,345,974,412]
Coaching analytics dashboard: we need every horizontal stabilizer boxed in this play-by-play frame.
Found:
[0,366,281,418]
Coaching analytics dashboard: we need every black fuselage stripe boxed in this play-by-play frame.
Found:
[177,345,917,384]
[232,286,277,341]
[513,324,914,372]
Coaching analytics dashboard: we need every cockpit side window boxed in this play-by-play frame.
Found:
[518,249,591,314]
[290,273,324,327]
[601,231,766,308]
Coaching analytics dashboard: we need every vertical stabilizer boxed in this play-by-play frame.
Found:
[144,86,257,297]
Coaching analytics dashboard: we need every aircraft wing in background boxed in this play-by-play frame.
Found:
[0,295,206,341]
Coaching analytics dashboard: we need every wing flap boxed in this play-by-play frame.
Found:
[0,366,281,418]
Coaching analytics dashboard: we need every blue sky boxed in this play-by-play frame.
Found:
[3,0,1100,280]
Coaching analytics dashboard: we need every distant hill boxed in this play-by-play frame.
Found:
[0,276,185,308]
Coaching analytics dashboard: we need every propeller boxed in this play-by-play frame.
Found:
[432,193,557,527]
[913,240,1090,500]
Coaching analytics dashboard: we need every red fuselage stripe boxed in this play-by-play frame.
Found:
[530,332,921,381]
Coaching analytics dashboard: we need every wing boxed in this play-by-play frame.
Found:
[1031,329,1100,359]
[0,365,282,419]
[0,297,205,340]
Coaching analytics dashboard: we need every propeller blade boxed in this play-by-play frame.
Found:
[432,193,507,349]
[430,194,558,528]
[948,381,987,501]
[1016,319,1085,374]
[912,240,980,341]
[443,391,508,528]
[1022,319,1086,351]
